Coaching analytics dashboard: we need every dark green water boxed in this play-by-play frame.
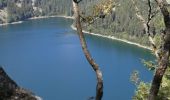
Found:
[0,17,154,100]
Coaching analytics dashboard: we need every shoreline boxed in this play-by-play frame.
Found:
[71,25,152,50]
[0,21,23,26]
[0,15,151,51]
[28,15,74,20]
[0,15,74,26]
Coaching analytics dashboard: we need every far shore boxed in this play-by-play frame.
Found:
[0,15,73,26]
[71,25,152,51]
[28,15,74,20]
[0,15,152,51]
[0,21,23,26]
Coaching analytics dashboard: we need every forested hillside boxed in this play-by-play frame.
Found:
[58,0,165,46]
[80,0,165,46]
[0,0,72,23]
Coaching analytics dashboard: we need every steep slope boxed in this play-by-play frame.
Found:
[0,67,39,100]
[81,0,165,46]
[0,0,72,24]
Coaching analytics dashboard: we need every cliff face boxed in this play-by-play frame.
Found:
[0,67,38,100]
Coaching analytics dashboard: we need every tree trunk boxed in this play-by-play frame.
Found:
[149,0,170,99]
[149,50,170,100]
[72,1,103,100]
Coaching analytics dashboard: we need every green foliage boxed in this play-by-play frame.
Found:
[132,66,170,100]
[157,68,170,100]
[130,70,150,100]
[142,59,157,71]
[36,0,73,16]
[133,82,150,100]
[130,70,140,86]
[154,34,162,47]
[132,58,170,100]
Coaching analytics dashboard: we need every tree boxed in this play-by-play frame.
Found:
[149,0,170,99]
[131,0,170,99]
[72,0,103,100]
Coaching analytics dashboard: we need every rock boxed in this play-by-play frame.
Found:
[0,66,38,100]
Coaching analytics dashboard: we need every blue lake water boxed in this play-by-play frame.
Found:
[0,17,154,100]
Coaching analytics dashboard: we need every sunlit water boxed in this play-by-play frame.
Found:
[0,17,154,100]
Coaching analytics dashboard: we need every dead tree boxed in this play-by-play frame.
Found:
[131,0,170,99]
[72,0,103,100]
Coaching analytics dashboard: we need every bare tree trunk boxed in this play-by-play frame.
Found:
[149,0,170,99]
[149,51,170,100]
[72,0,103,100]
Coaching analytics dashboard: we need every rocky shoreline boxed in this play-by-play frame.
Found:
[0,67,41,100]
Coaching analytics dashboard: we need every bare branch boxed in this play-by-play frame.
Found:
[131,0,158,57]
[147,0,152,35]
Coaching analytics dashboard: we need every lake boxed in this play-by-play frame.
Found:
[0,17,154,100]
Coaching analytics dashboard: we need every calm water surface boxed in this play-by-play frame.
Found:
[0,18,154,100]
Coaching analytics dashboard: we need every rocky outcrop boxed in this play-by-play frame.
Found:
[0,67,38,100]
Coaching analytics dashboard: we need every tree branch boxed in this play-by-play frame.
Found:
[148,0,170,99]
[147,0,152,35]
[72,1,103,100]
[131,0,158,57]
